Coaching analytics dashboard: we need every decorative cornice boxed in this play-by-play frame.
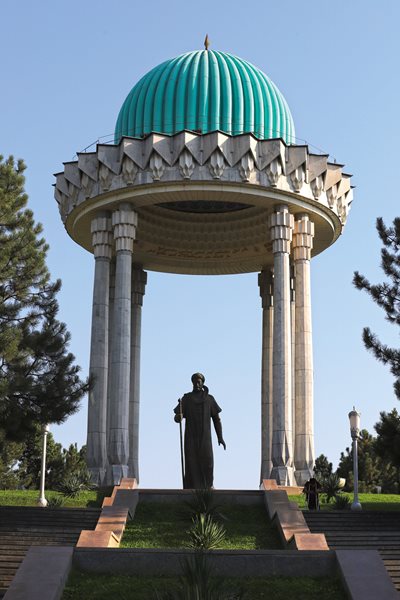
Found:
[54,132,353,228]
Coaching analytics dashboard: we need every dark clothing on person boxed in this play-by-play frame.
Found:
[303,478,321,510]
[174,386,222,489]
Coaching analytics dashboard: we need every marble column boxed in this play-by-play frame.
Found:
[107,204,137,485]
[293,214,315,484]
[270,205,295,486]
[290,266,296,456]
[87,214,113,485]
[106,257,115,456]
[128,266,147,482]
[259,269,274,482]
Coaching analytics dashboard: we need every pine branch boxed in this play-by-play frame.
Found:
[354,218,400,403]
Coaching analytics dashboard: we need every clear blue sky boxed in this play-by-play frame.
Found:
[2,0,400,488]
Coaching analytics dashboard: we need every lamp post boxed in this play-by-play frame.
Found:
[348,408,362,511]
[37,424,50,507]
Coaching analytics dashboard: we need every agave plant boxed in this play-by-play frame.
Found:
[154,553,244,600]
[185,488,225,521]
[56,468,95,498]
[333,493,351,510]
[187,513,226,551]
[47,495,64,508]
[322,473,342,503]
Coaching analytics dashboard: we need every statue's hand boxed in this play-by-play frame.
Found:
[218,439,226,450]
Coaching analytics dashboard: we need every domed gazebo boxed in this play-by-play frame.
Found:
[54,45,353,486]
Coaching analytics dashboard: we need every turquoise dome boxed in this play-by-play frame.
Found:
[114,50,295,144]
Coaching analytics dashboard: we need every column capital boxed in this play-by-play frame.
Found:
[112,205,137,253]
[269,206,294,254]
[132,266,147,306]
[258,269,273,309]
[292,214,314,261]
[91,215,113,259]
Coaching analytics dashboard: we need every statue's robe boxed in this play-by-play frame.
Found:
[174,387,221,489]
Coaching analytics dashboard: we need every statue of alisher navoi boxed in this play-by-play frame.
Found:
[174,373,226,489]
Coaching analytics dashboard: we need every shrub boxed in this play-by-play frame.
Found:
[185,488,224,520]
[322,474,342,503]
[333,494,350,510]
[187,513,226,550]
[47,495,64,508]
[56,468,95,498]
[154,553,243,599]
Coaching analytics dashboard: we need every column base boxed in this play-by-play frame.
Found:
[295,467,314,486]
[260,461,273,483]
[270,466,295,486]
[128,464,139,483]
[88,467,106,487]
[106,464,129,486]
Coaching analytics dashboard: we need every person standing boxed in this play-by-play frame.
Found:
[174,373,226,489]
[303,477,321,510]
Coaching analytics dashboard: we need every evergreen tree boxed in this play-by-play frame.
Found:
[62,443,87,478]
[0,156,52,360]
[17,428,65,489]
[313,454,333,481]
[0,429,23,489]
[0,426,89,490]
[354,217,400,399]
[374,409,400,484]
[336,428,397,493]
[0,155,88,438]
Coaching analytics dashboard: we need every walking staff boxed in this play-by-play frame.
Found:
[177,397,185,487]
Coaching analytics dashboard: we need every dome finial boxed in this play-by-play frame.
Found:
[204,34,210,51]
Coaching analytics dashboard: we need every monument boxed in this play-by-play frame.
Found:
[174,373,226,489]
[54,43,353,486]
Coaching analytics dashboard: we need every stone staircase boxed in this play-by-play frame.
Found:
[304,510,400,593]
[0,506,100,598]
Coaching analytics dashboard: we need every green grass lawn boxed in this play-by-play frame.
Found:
[2,490,399,512]
[62,570,346,599]
[0,488,110,508]
[289,492,400,511]
[121,502,281,550]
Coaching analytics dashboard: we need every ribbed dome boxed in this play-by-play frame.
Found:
[114,50,295,144]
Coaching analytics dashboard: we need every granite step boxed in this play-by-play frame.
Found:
[304,510,400,591]
[0,506,100,597]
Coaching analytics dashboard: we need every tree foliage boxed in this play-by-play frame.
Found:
[374,409,400,474]
[313,454,333,481]
[0,429,23,489]
[336,428,397,493]
[354,217,400,399]
[17,428,65,489]
[0,426,88,490]
[0,156,88,439]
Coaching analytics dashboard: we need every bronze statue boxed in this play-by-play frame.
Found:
[174,373,226,489]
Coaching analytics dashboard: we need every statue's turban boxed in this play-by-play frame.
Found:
[191,372,205,384]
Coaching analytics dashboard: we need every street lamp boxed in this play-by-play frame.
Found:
[348,408,362,511]
[37,424,50,507]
